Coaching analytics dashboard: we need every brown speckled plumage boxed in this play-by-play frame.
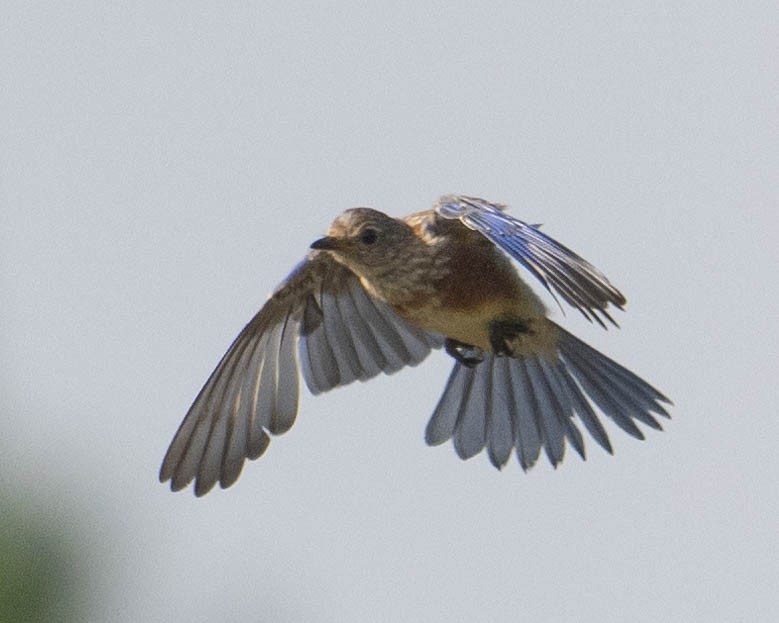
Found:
[160,195,671,496]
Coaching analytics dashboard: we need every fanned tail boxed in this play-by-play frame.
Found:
[426,322,671,470]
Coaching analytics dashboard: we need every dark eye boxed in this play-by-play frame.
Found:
[360,228,378,245]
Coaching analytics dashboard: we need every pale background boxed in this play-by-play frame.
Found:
[2,2,777,622]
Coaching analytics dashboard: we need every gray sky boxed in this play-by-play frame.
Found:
[2,2,777,621]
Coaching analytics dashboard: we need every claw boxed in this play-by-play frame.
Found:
[445,338,484,368]
[488,317,531,356]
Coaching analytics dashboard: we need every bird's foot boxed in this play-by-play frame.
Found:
[445,338,485,368]
[488,317,531,357]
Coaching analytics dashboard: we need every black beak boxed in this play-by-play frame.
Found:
[310,236,340,251]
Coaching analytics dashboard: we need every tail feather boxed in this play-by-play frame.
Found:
[555,364,613,455]
[579,348,664,429]
[485,358,515,469]
[559,327,671,409]
[524,358,566,466]
[425,364,471,446]
[560,343,647,440]
[508,359,542,470]
[539,358,586,460]
[426,323,671,471]
[453,360,489,460]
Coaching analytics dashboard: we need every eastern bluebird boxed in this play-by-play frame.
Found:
[160,195,671,496]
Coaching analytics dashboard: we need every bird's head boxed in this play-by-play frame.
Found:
[310,208,417,277]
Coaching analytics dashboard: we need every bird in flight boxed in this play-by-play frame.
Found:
[160,195,671,496]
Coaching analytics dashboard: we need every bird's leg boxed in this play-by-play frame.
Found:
[445,338,485,368]
[488,317,531,357]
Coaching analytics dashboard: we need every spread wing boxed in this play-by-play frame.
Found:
[160,253,441,496]
[434,195,626,327]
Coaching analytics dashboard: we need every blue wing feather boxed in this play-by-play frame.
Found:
[435,195,626,327]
